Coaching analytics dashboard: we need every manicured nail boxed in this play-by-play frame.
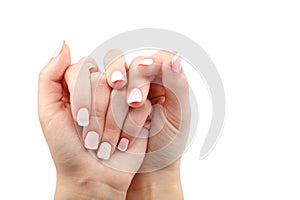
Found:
[118,138,129,152]
[128,88,142,103]
[111,70,125,82]
[84,131,99,150]
[172,54,181,73]
[77,108,89,126]
[53,40,64,58]
[86,63,97,70]
[138,58,154,66]
[97,142,111,160]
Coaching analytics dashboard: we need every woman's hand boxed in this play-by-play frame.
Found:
[38,42,150,200]
[126,51,191,199]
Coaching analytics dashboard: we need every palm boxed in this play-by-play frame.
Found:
[40,78,136,191]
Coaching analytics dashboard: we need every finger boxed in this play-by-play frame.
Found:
[82,72,111,150]
[161,54,190,130]
[38,41,71,125]
[102,128,149,173]
[137,50,187,78]
[126,57,152,108]
[82,116,101,150]
[64,57,98,127]
[97,87,129,160]
[117,100,152,152]
[138,51,190,129]
[126,50,175,108]
[103,49,127,89]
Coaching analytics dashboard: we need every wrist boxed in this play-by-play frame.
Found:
[127,160,183,200]
[55,174,127,200]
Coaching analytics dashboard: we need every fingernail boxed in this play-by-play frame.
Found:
[172,54,181,73]
[84,131,99,150]
[97,142,111,160]
[111,70,125,83]
[138,58,154,66]
[77,108,89,126]
[53,40,64,58]
[128,88,142,103]
[86,63,97,70]
[118,138,129,152]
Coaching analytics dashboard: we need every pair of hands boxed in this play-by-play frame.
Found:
[38,42,191,200]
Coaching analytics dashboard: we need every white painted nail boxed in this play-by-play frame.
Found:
[77,108,89,126]
[172,54,181,73]
[118,138,129,152]
[84,131,99,150]
[138,58,154,66]
[111,70,125,82]
[128,88,142,103]
[86,63,97,70]
[97,142,111,160]
[53,41,64,58]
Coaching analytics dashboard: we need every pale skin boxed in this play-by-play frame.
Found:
[38,42,190,199]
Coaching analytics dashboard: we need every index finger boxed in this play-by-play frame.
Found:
[64,57,98,126]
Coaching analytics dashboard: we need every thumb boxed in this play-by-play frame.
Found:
[136,51,190,130]
[161,55,191,131]
[38,41,71,124]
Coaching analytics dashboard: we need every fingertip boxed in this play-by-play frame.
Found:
[170,53,188,80]
[162,53,188,86]
[137,58,154,66]
[104,49,128,89]
[52,40,65,58]
[84,131,100,150]
[52,41,71,62]
[41,41,71,83]
[171,54,181,72]
[111,70,125,82]
[118,99,152,152]
[127,88,143,104]
[106,70,127,89]
[127,85,149,108]
[78,57,99,73]
[117,137,129,152]
[97,142,112,160]
[77,108,89,126]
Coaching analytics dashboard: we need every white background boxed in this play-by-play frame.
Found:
[0,0,300,199]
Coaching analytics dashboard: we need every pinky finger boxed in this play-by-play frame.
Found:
[117,100,152,152]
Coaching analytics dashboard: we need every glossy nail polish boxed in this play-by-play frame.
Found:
[111,70,125,82]
[77,108,89,126]
[138,58,154,66]
[118,138,129,152]
[84,131,99,150]
[85,63,97,70]
[97,142,112,160]
[172,54,181,73]
[128,88,142,103]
